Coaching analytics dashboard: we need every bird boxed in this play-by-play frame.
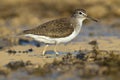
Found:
[21,9,98,56]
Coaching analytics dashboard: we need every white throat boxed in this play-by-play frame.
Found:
[74,18,85,32]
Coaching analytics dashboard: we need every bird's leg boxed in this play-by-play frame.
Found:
[54,42,59,56]
[42,45,49,56]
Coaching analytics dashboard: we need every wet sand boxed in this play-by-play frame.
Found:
[0,37,120,80]
[0,37,120,67]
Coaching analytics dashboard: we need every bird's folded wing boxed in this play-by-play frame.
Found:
[23,18,74,38]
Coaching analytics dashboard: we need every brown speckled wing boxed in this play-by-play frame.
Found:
[23,18,75,38]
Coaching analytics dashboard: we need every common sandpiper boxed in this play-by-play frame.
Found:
[21,9,98,55]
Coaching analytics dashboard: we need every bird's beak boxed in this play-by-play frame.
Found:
[86,15,98,22]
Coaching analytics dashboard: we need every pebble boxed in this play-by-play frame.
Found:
[28,48,33,52]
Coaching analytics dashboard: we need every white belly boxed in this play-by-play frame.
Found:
[24,29,80,44]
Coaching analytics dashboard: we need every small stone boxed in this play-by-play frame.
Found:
[18,51,22,53]
[89,40,98,45]
[28,48,33,52]
[22,51,26,53]
[7,50,13,54]
[12,50,17,54]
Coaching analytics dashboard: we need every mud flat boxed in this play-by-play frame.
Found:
[0,37,120,80]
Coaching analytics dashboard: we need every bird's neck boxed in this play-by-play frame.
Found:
[71,17,85,26]
[77,18,85,25]
[72,17,85,34]
[75,18,85,29]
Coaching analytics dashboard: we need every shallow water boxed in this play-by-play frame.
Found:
[76,22,120,41]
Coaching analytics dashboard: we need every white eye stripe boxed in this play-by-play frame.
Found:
[80,12,87,16]
[83,13,87,16]
[78,11,85,14]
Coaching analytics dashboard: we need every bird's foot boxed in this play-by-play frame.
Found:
[42,51,46,56]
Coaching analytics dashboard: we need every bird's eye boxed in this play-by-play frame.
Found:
[79,12,82,15]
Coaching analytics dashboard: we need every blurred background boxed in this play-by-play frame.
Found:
[0,0,120,46]
[0,1,120,80]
